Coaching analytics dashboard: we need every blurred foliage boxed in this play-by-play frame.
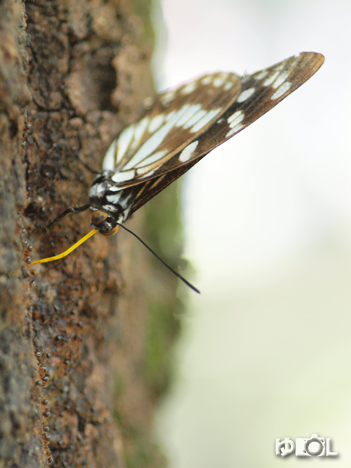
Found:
[143,179,186,397]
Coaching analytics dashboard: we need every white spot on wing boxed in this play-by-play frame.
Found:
[274,64,285,73]
[176,104,202,127]
[226,123,244,138]
[201,76,212,85]
[272,71,291,89]
[271,81,292,100]
[179,140,199,162]
[191,108,221,133]
[106,193,122,204]
[161,90,176,105]
[102,204,118,212]
[165,110,176,122]
[119,192,132,208]
[149,114,165,132]
[136,150,167,168]
[226,110,245,137]
[116,125,135,163]
[227,110,244,127]
[181,82,197,95]
[137,165,152,175]
[182,109,208,129]
[89,184,106,199]
[102,139,117,170]
[111,170,135,183]
[264,71,280,87]
[237,87,255,103]
[140,168,156,179]
[123,105,193,170]
[130,117,150,151]
[256,70,268,80]
[213,77,225,87]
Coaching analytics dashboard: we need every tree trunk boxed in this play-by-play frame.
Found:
[0,1,184,467]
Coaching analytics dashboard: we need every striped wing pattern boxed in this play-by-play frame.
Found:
[90,52,324,221]
[102,72,242,180]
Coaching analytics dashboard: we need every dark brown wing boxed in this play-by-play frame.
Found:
[122,52,324,214]
[101,71,242,184]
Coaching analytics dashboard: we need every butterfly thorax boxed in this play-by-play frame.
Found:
[89,170,136,234]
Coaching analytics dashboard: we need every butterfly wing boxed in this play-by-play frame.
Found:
[102,71,242,181]
[102,52,324,214]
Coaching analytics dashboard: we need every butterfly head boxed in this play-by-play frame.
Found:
[91,210,119,237]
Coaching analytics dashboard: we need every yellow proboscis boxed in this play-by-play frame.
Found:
[31,228,99,265]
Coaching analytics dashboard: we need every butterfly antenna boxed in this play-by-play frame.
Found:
[76,155,100,175]
[117,223,200,294]
[46,204,90,230]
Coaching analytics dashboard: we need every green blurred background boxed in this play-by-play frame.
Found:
[153,0,351,466]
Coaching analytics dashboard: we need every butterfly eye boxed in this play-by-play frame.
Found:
[91,210,108,226]
[91,211,119,236]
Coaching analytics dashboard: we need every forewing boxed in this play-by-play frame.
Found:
[127,52,325,214]
[171,52,325,164]
[102,72,241,183]
[104,52,324,196]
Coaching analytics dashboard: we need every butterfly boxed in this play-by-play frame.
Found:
[32,52,324,290]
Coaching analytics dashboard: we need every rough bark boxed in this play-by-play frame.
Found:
[0,0,184,467]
